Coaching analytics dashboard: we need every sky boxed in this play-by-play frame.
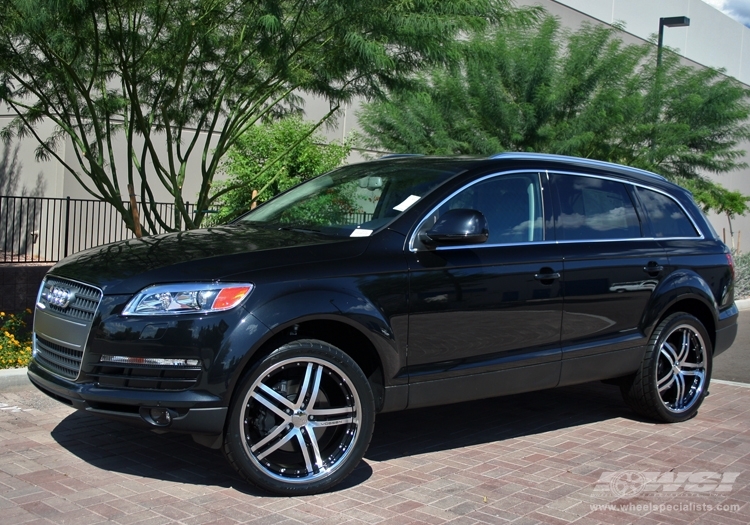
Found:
[704,0,750,26]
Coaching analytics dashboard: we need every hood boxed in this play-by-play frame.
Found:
[49,224,366,294]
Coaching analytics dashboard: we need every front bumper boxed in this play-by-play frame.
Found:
[27,360,227,435]
[29,276,273,437]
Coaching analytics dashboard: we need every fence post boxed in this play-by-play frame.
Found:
[19,199,24,262]
[64,196,70,258]
[0,196,4,262]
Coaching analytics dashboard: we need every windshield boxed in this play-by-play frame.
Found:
[237,161,464,237]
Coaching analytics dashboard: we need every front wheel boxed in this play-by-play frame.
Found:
[224,340,375,495]
[621,313,712,423]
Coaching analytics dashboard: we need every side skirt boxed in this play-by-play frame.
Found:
[406,362,561,410]
[558,346,645,387]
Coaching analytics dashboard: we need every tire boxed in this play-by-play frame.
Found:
[621,313,712,423]
[224,339,375,495]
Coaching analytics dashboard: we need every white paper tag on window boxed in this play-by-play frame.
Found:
[350,228,373,237]
[393,195,421,212]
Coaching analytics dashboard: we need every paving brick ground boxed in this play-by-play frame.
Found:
[1,379,749,525]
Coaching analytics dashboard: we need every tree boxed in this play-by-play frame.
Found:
[209,116,351,224]
[680,177,750,250]
[358,16,750,217]
[0,0,540,235]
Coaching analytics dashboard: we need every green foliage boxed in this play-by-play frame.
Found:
[359,16,750,216]
[210,116,351,224]
[678,177,750,218]
[0,309,32,370]
[0,0,539,234]
[269,184,360,228]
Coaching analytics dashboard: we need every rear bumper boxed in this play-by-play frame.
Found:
[714,303,740,357]
[27,361,227,435]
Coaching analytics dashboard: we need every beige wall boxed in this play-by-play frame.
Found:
[1,100,215,204]
[553,0,750,84]
[1,107,58,198]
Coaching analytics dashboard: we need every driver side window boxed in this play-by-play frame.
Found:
[439,173,544,244]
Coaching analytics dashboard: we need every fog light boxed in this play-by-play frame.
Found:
[100,355,199,367]
[149,408,172,426]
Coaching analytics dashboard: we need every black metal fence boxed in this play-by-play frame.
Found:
[1,195,195,263]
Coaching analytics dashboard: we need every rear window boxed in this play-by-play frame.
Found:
[552,174,642,241]
[636,187,699,238]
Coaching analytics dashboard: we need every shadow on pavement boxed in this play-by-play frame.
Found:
[50,381,635,491]
[367,381,637,461]
[50,410,267,494]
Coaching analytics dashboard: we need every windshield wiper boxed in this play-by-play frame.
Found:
[277,226,323,235]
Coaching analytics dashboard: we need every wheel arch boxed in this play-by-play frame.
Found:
[659,299,716,352]
[249,318,387,411]
[228,290,402,413]
[645,271,719,353]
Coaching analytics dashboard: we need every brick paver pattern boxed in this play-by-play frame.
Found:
[1,380,749,524]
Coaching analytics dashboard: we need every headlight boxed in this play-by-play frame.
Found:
[122,283,254,316]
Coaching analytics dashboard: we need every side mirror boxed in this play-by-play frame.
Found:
[420,209,489,247]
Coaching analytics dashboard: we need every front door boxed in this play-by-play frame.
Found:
[405,171,563,408]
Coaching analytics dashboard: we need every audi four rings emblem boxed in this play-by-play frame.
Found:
[46,286,76,309]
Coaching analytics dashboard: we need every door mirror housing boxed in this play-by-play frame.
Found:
[420,209,489,247]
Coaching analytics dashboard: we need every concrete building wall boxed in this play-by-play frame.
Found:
[0,100,215,204]
[0,108,59,199]
[56,130,216,204]
[554,0,750,84]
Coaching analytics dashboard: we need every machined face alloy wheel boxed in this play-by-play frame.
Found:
[655,323,707,414]
[239,357,362,484]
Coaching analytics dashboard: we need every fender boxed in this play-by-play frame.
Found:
[245,288,405,385]
[642,269,718,337]
[205,310,273,404]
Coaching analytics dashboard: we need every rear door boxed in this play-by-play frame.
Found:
[549,172,669,385]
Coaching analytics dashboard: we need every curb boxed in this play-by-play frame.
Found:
[713,379,750,388]
[736,298,750,311]
[0,367,30,390]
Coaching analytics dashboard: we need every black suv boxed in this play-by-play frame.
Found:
[29,153,739,495]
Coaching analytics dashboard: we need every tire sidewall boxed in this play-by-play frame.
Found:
[224,339,375,495]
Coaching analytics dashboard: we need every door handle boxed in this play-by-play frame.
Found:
[643,264,664,276]
[534,271,561,281]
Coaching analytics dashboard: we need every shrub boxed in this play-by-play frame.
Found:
[0,309,32,369]
[735,251,750,300]
[209,116,351,225]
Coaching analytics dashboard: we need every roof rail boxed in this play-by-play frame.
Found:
[378,153,425,159]
[488,152,666,181]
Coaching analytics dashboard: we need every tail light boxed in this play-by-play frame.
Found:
[727,253,735,281]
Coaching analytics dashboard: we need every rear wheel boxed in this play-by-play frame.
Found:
[621,313,712,423]
[224,339,374,495]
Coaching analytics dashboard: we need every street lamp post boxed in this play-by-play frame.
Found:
[657,16,690,67]
[652,16,690,152]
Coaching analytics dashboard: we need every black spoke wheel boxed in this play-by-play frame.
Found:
[224,340,374,495]
[621,313,712,423]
